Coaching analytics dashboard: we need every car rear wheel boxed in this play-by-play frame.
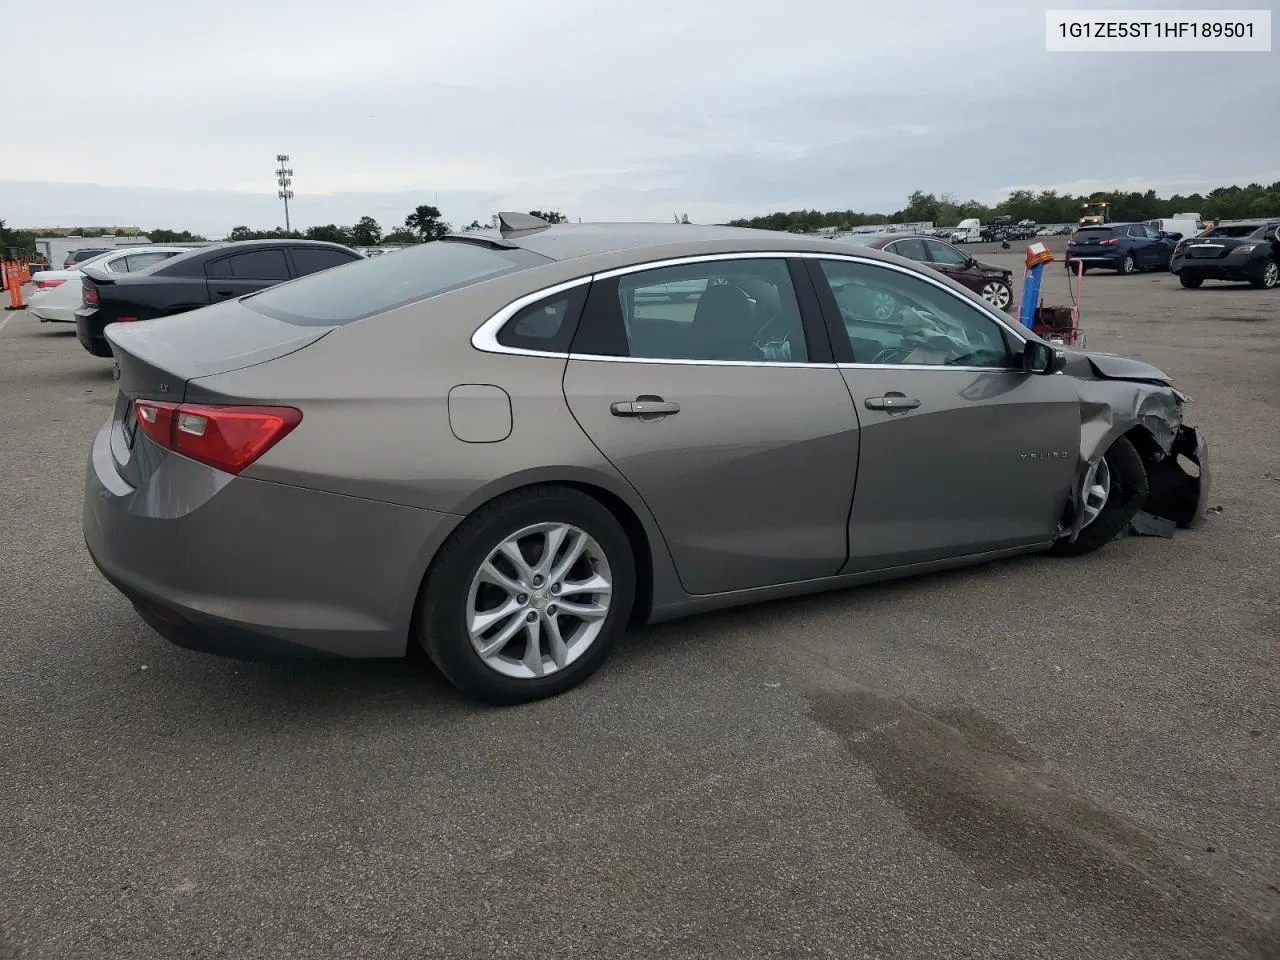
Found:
[1049,436,1149,557]
[1179,274,1203,288]
[418,485,635,705]
[1119,254,1136,275]
[980,279,1013,311]
[1251,259,1278,289]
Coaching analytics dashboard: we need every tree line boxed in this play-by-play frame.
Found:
[7,180,1278,256]
[728,181,1280,233]
[216,207,571,245]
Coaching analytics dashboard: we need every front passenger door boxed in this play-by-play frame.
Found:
[807,256,1081,572]
[561,257,860,596]
[204,248,291,302]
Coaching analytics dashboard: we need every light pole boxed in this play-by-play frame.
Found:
[276,154,294,232]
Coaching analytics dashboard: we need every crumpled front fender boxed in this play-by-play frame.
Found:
[1062,379,1209,541]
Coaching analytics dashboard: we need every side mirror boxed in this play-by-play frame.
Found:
[1023,340,1067,375]
[1165,232,1182,241]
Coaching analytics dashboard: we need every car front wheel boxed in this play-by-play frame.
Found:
[980,279,1013,311]
[1179,274,1204,288]
[1049,437,1149,557]
[418,485,635,705]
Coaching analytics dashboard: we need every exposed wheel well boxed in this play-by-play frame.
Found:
[1122,425,1164,468]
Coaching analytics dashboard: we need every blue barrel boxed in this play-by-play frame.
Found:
[1017,262,1045,330]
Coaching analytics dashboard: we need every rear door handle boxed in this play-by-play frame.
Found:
[865,395,921,411]
[611,397,680,417]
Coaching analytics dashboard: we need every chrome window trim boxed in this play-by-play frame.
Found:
[469,250,1028,368]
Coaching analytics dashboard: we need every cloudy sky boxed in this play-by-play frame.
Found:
[3,0,1276,237]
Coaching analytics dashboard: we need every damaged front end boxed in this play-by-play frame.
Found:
[1059,353,1211,543]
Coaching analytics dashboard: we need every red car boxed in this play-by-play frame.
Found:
[842,234,1015,312]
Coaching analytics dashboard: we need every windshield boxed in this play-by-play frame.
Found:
[245,238,553,327]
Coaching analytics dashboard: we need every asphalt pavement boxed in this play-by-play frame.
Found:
[2,258,1277,960]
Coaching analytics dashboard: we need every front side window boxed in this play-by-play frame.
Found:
[573,258,808,363]
[815,258,1014,368]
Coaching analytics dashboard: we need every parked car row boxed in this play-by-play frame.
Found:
[74,240,364,356]
[1064,218,1280,290]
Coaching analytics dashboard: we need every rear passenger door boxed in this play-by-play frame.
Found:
[561,256,860,596]
[204,248,292,302]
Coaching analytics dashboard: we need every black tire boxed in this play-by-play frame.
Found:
[1118,253,1136,275]
[417,484,636,705]
[1179,274,1203,289]
[1048,437,1149,557]
[1249,258,1278,290]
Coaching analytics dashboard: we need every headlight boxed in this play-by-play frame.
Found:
[1230,244,1256,255]
[1172,388,1193,404]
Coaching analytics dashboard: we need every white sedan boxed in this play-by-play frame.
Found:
[27,246,194,323]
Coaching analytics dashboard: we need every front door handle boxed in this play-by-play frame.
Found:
[611,396,680,418]
[865,394,921,411]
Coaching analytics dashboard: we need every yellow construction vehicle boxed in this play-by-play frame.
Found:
[1078,201,1112,226]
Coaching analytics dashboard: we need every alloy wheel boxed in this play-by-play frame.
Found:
[981,281,1012,310]
[1264,261,1279,289]
[466,522,613,680]
[1078,457,1112,529]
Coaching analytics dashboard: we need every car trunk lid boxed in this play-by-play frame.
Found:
[106,299,333,487]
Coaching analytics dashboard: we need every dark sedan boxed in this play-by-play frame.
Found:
[1065,223,1178,275]
[841,234,1015,311]
[75,239,363,357]
[1170,220,1280,289]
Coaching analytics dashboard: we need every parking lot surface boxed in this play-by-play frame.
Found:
[2,255,1278,960]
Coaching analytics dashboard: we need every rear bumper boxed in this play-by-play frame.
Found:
[1171,258,1263,281]
[82,421,463,661]
[75,307,107,353]
[1065,252,1123,269]
[30,300,76,323]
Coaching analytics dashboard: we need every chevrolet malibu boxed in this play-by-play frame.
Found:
[84,215,1210,705]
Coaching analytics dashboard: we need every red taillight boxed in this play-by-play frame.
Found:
[37,278,66,290]
[116,316,138,323]
[1100,239,1119,246]
[133,400,302,475]
[83,281,100,306]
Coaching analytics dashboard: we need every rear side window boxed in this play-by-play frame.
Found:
[496,286,589,352]
[885,238,928,261]
[291,247,359,276]
[206,249,290,280]
[245,239,552,327]
[121,252,178,272]
[1203,224,1265,239]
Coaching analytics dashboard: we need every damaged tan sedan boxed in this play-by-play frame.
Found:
[86,218,1210,703]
